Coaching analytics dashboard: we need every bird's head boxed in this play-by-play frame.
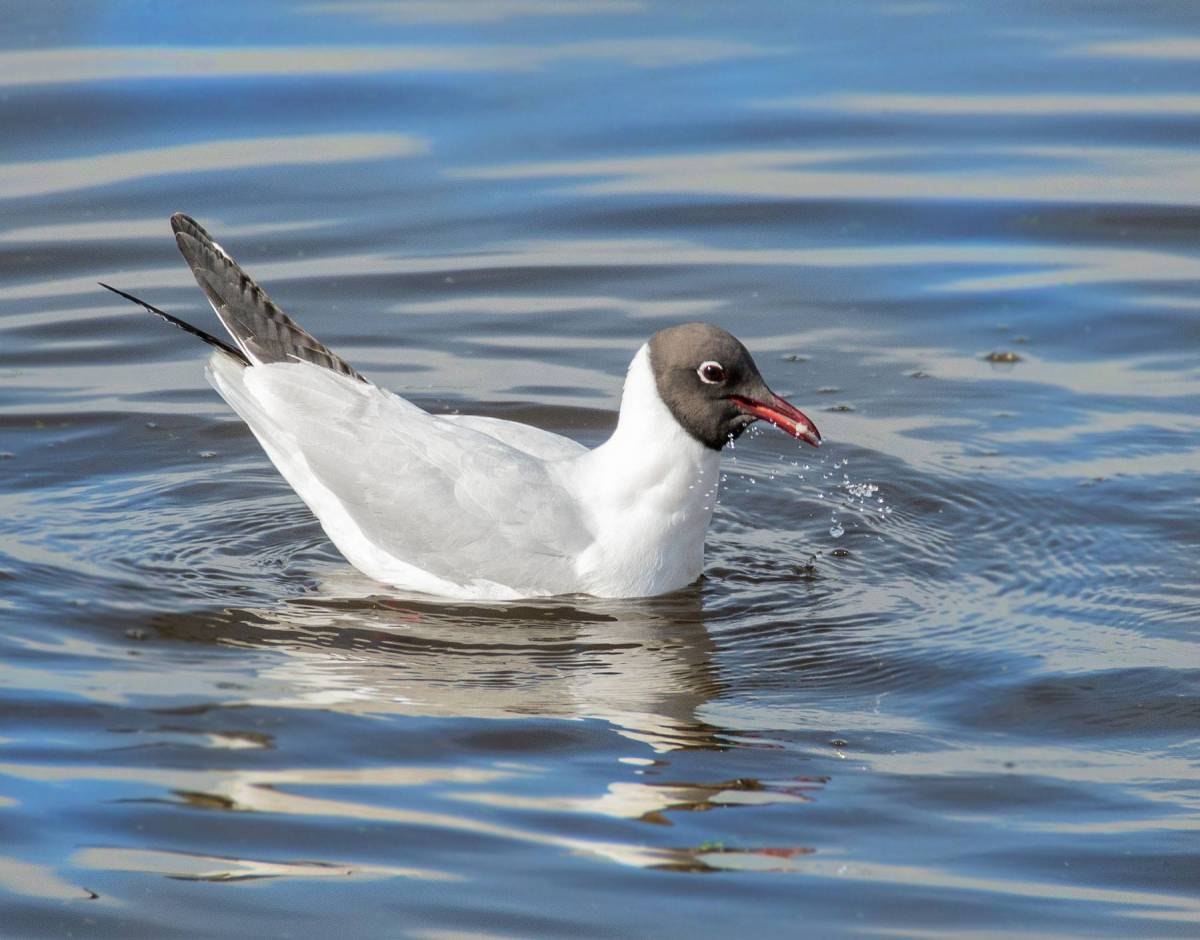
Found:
[647,323,821,451]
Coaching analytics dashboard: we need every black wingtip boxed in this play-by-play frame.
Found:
[170,212,213,246]
[100,281,250,365]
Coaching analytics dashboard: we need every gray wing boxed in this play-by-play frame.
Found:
[315,417,590,591]
[211,359,592,596]
[441,414,588,461]
[171,212,366,382]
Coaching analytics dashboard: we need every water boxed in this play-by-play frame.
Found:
[2,2,1199,936]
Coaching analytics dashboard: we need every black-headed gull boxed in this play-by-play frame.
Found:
[104,214,820,600]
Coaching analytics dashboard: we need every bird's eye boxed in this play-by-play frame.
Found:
[698,361,726,384]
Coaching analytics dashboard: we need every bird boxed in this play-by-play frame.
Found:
[103,213,821,601]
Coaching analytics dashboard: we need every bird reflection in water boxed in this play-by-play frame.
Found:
[90,576,826,877]
[156,571,725,751]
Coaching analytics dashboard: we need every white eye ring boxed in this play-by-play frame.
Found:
[697,360,726,384]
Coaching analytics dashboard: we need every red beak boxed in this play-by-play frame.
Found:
[729,393,822,447]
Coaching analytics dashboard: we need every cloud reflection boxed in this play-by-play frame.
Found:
[309,0,644,24]
[21,236,1200,305]
[0,218,329,244]
[455,145,1200,207]
[765,92,1200,116]
[0,40,771,90]
[1066,38,1200,60]
[0,854,93,901]
[73,846,455,883]
[0,134,425,200]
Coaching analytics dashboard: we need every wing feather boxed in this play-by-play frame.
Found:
[172,213,366,382]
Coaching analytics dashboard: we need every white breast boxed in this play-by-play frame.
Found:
[565,345,721,597]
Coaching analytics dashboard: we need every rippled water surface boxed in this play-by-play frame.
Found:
[2,2,1199,936]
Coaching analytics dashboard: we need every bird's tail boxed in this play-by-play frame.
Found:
[103,213,368,382]
[99,281,250,364]
[170,213,366,382]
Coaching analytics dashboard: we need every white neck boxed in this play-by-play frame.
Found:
[605,344,712,462]
[567,345,722,597]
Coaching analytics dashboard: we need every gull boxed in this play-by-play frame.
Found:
[103,214,821,600]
